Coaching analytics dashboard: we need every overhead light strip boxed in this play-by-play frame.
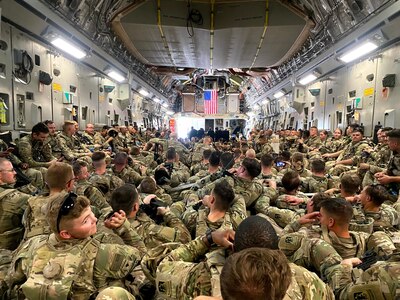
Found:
[339,41,378,63]
[210,0,215,70]
[250,0,269,69]
[157,0,175,66]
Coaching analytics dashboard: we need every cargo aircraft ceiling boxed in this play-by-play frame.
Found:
[111,0,312,70]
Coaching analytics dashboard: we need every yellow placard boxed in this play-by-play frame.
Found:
[52,83,62,92]
[337,103,343,110]
[319,101,325,107]
[99,95,105,103]
[364,88,374,97]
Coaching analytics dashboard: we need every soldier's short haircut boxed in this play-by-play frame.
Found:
[46,162,73,189]
[202,149,212,160]
[114,152,128,165]
[291,152,304,163]
[47,192,90,233]
[130,146,140,156]
[365,184,390,206]
[92,151,106,162]
[221,248,291,300]
[281,170,300,192]
[139,177,157,194]
[311,159,325,173]
[280,150,291,161]
[62,121,75,131]
[144,142,153,151]
[72,160,87,177]
[209,151,221,167]
[101,125,110,131]
[220,152,234,169]
[320,197,353,225]
[43,120,54,126]
[234,215,279,252]
[381,127,393,133]
[310,126,318,130]
[352,126,364,135]
[310,193,331,212]
[110,184,138,215]
[32,122,50,134]
[166,147,176,160]
[213,180,235,211]
[340,173,361,194]
[245,149,256,158]
[241,158,261,179]
[260,154,274,167]
[387,129,400,139]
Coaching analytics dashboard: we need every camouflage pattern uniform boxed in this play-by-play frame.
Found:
[0,185,30,250]
[110,165,144,186]
[129,210,191,249]
[130,151,156,170]
[190,161,209,177]
[188,168,217,183]
[275,192,309,212]
[46,134,62,158]
[93,132,110,149]
[301,174,338,193]
[18,135,55,168]
[89,172,124,199]
[75,180,111,213]
[119,132,133,147]
[279,226,396,260]
[327,139,371,176]
[141,236,333,300]
[7,232,142,299]
[23,193,53,239]
[158,162,190,188]
[139,191,172,206]
[96,287,135,300]
[57,132,91,162]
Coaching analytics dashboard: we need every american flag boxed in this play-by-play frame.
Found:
[204,90,218,114]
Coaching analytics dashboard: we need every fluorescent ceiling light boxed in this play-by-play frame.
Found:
[51,38,86,59]
[162,102,168,108]
[107,71,125,83]
[139,89,149,97]
[339,42,378,63]
[273,91,284,98]
[166,111,174,115]
[153,97,160,103]
[299,74,317,85]
[177,67,185,71]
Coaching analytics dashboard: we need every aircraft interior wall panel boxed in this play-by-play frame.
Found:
[329,68,348,133]
[12,28,53,131]
[306,81,326,130]
[51,56,80,128]
[374,45,400,129]
[345,59,378,137]
[76,65,100,128]
[0,23,13,132]
[323,80,339,132]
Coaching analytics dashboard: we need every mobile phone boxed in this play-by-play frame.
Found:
[275,161,286,168]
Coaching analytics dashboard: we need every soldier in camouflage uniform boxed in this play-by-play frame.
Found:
[279,152,312,178]
[156,147,190,188]
[300,126,321,153]
[89,152,124,199]
[190,148,211,176]
[111,184,191,249]
[72,161,111,214]
[80,123,100,149]
[275,171,309,214]
[138,176,172,205]
[93,125,113,150]
[327,127,372,176]
[279,198,396,261]
[57,121,92,162]
[142,216,333,299]
[301,159,338,193]
[189,151,220,183]
[130,146,156,171]
[256,154,278,185]
[168,133,191,166]
[322,128,346,161]
[23,162,76,240]
[44,120,63,158]
[110,152,145,187]
[191,136,213,165]
[0,158,30,250]
[119,126,133,147]
[6,192,143,299]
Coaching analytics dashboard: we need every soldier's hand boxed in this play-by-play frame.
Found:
[20,163,29,170]
[143,194,157,205]
[211,229,235,249]
[376,174,392,185]
[139,165,147,175]
[104,210,126,229]
[358,163,370,170]
[298,212,321,225]
[0,151,10,157]
[374,172,385,178]
[325,188,338,195]
[285,195,304,206]
[341,257,362,267]
[321,153,330,158]
[157,206,169,216]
